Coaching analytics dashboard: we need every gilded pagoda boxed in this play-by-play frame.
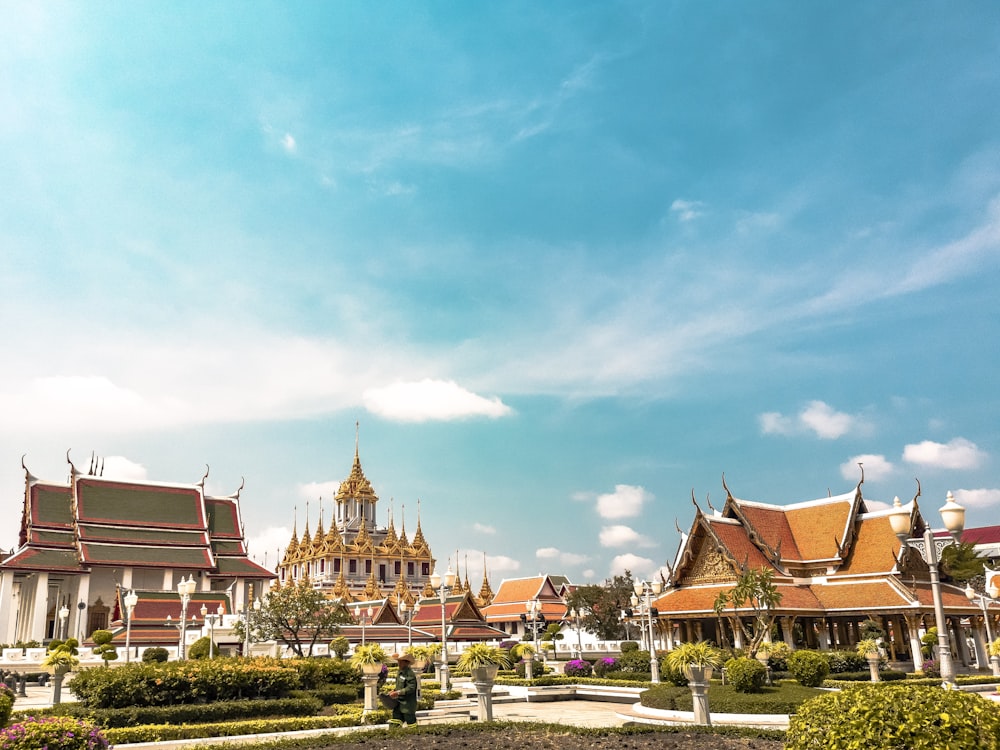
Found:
[276,432,438,606]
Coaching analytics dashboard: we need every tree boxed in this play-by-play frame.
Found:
[564,571,636,640]
[90,630,118,666]
[939,541,985,583]
[233,578,352,657]
[713,567,782,658]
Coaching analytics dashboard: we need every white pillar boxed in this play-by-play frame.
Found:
[74,575,91,641]
[121,567,133,590]
[29,572,49,642]
[970,621,988,669]
[905,615,923,672]
[782,617,796,648]
[0,571,16,643]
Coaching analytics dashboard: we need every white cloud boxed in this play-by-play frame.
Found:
[670,199,705,222]
[800,401,855,439]
[609,553,656,577]
[298,480,339,501]
[759,412,794,436]
[952,488,1000,509]
[595,484,651,519]
[599,524,653,548]
[536,547,559,559]
[363,379,512,422]
[903,438,986,470]
[760,401,859,440]
[535,547,589,567]
[581,569,596,580]
[486,554,520,572]
[246,525,292,566]
[472,522,496,535]
[98,455,148,481]
[840,454,895,481]
[281,133,296,152]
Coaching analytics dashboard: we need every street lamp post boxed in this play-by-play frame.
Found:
[524,599,543,657]
[176,575,197,660]
[201,603,224,658]
[889,490,965,686]
[124,590,138,663]
[568,607,584,658]
[429,567,456,691]
[244,590,261,657]
[400,600,420,648]
[354,605,374,646]
[965,581,999,674]
[634,580,663,683]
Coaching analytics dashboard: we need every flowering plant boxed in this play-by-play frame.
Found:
[563,659,592,678]
[593,656,619,677]
[0,716,109,750]
[0,684,13,727]
[921,658,941,678]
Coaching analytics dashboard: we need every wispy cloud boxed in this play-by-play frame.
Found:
[281,133,296,153]
[473,522,497,535]
[363,379,512,422]
[536,547,589,566]
[609,552,656,577]
[903,438,986,470]
[670,199,705,222]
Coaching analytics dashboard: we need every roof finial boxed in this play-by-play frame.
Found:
[721,472,733,500]
[198,465,210,489]
[66,449,78,478]
[858,462,865,486]
[706,492,716,513]
[21,454,36,483]
[355,420,360,458]
[690,488,701,511]
[232,476,245,501]
[675,517,683,534]
[912,478,922,506]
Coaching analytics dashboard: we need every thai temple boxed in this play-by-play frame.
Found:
[276,431,495,608]
[0,453,274,647]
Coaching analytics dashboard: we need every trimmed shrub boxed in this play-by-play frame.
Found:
[286,657,359,688]
[0,715,108,749]
[186,636,217,660]
[563,659,593,678]
[724,656,767,693]
[619,641,640,653]
[617,648,652,673]
[660,660,689,687]
[592,657,619,678]
[763,641,791,672]
[786,683,1000,750]
[787,650,830,687]
[141,647,169,663]
[825,669,907,683]
[0,684,14,727]
[824,649,866,673]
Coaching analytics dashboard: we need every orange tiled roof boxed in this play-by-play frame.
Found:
[909,583,981,610]
[736,505,802,560]
[809,581,912,611]
[708,519,777,571]
[783,495,854,561]
[489,577,547,603]
[837,515,902,575]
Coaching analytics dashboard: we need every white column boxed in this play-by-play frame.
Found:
[970,621,988,669]
[121,567,133,590]
[904,616,923,672]
[75,575,91,641]
[0,571,16,643]
[782,617,796,648]
[163,569,173,590]
[29,572,49,641]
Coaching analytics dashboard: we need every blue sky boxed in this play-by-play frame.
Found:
[2,2,999,586]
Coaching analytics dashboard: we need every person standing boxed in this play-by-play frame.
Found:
[388,652,418,727]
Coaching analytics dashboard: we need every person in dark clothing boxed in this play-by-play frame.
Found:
[388,652,418,727]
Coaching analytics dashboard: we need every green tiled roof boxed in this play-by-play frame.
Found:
[2,546,80,572]
[28,529,75,546]
[214,556,276,578]
[76,479,204,527]
[77,523,207,546]
[206,498,240,536]
[80,542,213,567]
[212,540,245,555]
[32,485,74,526]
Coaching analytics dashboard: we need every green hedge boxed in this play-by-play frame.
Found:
[68,658,300,708]
[821,670,907,684]
[291,684,360,705]
[641,682,825,715]
[103,706,388,745]
[14,696,324,728]
[786,683,1000,749]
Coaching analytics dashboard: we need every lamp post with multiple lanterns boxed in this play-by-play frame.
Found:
[633,579,662,683]
[201,603,224,658]
[888,489,965,686]
[354,605,374,646]
[567,606,584,658]
[400,600,421,648]
[429,566,456,691]
[57,604,69,641]
[174,575,198,660]
[124,589,138,663]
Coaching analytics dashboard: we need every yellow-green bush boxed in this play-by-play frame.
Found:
[786,683,1000,750]
[787,650,829,687]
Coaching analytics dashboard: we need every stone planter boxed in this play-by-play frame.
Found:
[471,664,500,683]
[866,654,880,682]
[361,661,384,675]
[470,664,500,721]
[682,665,713,726]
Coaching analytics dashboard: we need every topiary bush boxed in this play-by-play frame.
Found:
[786,683,1000,750]
[562,659,592,678]
[0,715,109,749]
[617,648,652,673]
[724,656,767,693]
[90,630,117,666]
[824,649,866,673]
[787,649,830,687]
[186,636,217,660]
[0,684,14,727]
[141,647,169,663]
[762,641,791,672]
[592,657,619,678]
[660,660,689,687]
[619,641,639,653]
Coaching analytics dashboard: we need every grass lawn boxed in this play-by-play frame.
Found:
[641,680,827,714]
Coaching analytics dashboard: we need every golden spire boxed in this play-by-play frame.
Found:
[336,423,378,502]
[478,552,495,606]
[411,499,430,555]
